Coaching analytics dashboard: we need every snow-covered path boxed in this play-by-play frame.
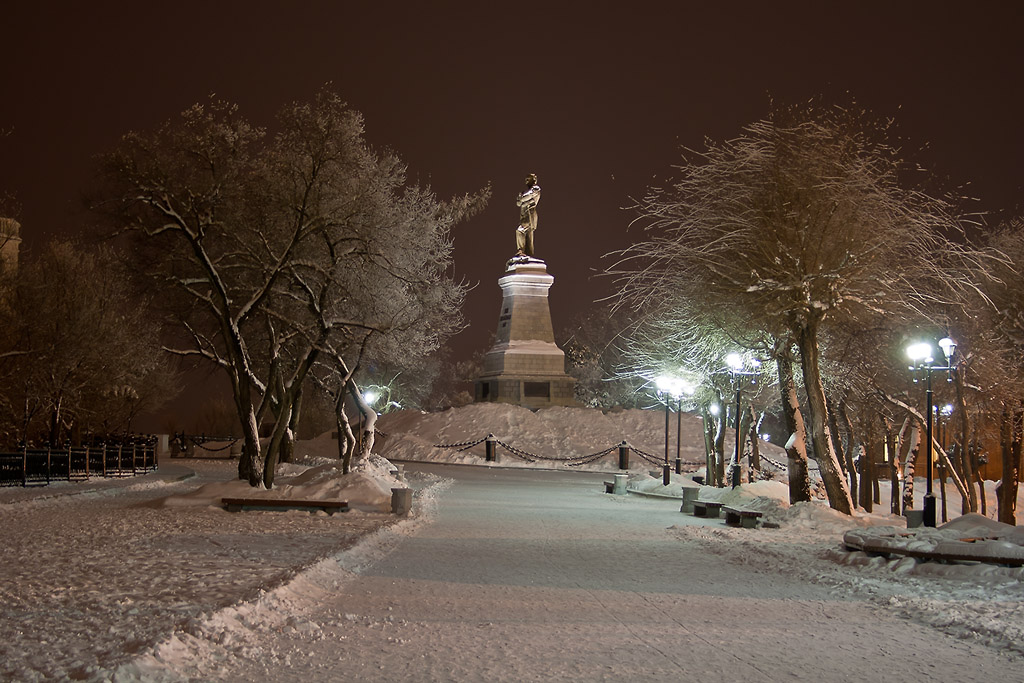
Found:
[145,463,1020,682]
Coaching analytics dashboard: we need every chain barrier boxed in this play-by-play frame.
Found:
[431,436,489,452]
[431,434,711,469]
[758,453,820,473]
[180,435,239,452]
[630,445,665,466]
[630,445,703,468]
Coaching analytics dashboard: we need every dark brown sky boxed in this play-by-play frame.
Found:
[2,1,1022,365]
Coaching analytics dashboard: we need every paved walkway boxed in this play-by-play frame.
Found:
[184,464,1020,682]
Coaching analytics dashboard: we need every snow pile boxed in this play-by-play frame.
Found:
[377,402,780,472]
[843,513,1024,564]
[157,444,403,512]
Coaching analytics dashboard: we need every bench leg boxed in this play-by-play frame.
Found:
[741,516,758,528]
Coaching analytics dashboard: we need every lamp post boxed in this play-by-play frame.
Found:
[724,353,759,489]
[937,403,953,523]
[655,375,694,486]
[906,337,959,528]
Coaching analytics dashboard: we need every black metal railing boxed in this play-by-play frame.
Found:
[0,440,159,487]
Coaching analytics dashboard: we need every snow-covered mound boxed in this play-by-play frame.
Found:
[843,513,1024,566]
[155,448,404,512]
[376,402,783,472]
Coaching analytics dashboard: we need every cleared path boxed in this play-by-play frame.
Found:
[201,464,1021,682]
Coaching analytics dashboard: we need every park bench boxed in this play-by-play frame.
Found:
[723,505,763,528]
[221,497,349,515]
[692,500,725,518]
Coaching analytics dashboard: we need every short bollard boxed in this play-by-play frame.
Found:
[613,472,628,495]
[485,434,496,462]
[662,463,671,486]
[618,441,630,470]
[391,487,413,515]
[679,487,699,514]
[905,509,924,529]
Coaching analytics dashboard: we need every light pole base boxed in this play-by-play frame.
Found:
[923,493,937,528]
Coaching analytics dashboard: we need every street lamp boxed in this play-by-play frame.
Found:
[724,353,760,489]
[655,375,693,485]
[907,336,959,528]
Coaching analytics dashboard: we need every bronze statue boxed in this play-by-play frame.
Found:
[515,173,541,257]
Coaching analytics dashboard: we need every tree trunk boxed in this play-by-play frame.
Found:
[796,322,853,514]
[860,439,874,513]
[827,398,847,479]
[953,373,977,513]
[902,422,920,515]
[747,406,761,476]
[346,380,377,468]
[714,408,726,487]
[262,397,293,489]
[887,421,901,515]
[281,388,303,465]
[702,407,717,485]
[737,406,754,484]
[839,401,859,508]
[776,353,810,503]
[996,405,1021,525]
[237,400,263,487]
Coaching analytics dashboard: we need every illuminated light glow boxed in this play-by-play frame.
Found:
[709,404,720,416]
[938,337,957,361]
[726,353,743,370]
[656,374,695,398]
[906,342,933,363]
[941,403,954,417]
[363,390,378,405]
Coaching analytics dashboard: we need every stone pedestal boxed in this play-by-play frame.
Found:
[474,257,575,409]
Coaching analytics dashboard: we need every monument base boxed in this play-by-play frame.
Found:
[474,257,576,410]
[474,374,576,410]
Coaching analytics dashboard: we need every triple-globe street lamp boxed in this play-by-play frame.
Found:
[906,337,959,528]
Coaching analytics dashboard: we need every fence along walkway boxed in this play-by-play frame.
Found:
[0,441,158,487]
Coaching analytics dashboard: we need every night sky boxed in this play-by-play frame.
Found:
[2,1,1022,366]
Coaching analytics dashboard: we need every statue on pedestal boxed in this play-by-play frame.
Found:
[515,173,541,257]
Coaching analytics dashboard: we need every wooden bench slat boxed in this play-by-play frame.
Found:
[221,497,349,514]
[692,500,724,518]
[723,505,763,528]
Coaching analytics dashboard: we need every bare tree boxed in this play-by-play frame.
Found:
[96,90,486,487]
[610,103,980,515]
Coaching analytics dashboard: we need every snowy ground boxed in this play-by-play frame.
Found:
[0,403,1021,681]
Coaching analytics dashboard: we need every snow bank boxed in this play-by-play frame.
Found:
[377,403,781,472]
[156,451,404,512]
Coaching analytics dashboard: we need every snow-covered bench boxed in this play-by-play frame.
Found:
[692,500,724,518]
[221,497,349,515]
[723,506,763,528]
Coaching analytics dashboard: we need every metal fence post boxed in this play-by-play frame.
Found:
[618,441,630,470]
[485,434,496,462]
